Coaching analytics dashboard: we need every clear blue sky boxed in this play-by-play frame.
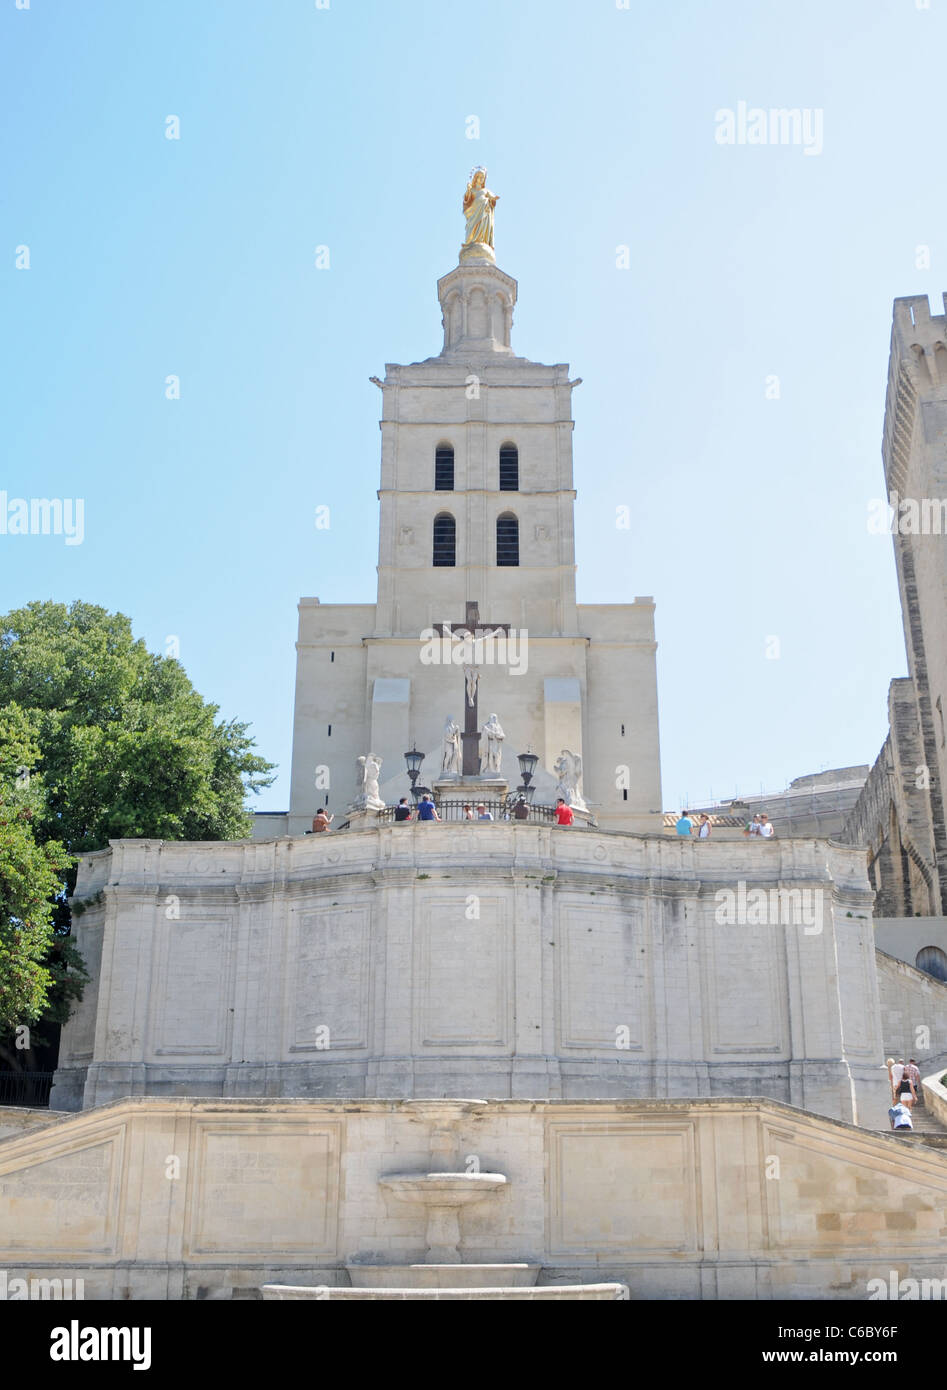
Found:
[3,0,944,814]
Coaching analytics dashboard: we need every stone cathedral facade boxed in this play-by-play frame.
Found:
[283,237,662,835]
[2,194,947,1301]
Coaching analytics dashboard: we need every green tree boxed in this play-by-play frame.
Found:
[0,703,73,1034]
[0,601,275,1068]
[0,600,275,852]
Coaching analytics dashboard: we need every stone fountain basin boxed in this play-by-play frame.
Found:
[379,1172,507,1205]
[346,1263,539,1289]
[262,1283,628,1300]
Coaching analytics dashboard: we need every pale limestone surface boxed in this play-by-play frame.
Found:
[55,827,887,1123]
[260,1284,627,1300]
[843,295,947,915]
[20,265,947,1302]
[876,947,947,1073]
[3,1096,947,1301]
[285,254,662,834]
[874,918,947,979]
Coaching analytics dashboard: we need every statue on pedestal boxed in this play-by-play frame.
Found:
[440,716,462,776]
[554,750,587,811]
[354,752,385,810]
[462,167,499,253]
[480,713,505,775]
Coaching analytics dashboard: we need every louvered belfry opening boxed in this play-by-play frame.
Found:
[435,444,454,490]
[433,512,456,566]
[496,512,519,566]
[499,442,518,490]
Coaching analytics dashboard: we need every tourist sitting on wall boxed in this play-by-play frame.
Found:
[311,808,333,832]
[556,798,575,827]
[477,803,493,821]
[512,796,529,821]
[416,794,440,822]
[462,803,474,819]
[675,811,692,836]
[697,813,711,839]
[758,814,775,839]
[393,797,412,823]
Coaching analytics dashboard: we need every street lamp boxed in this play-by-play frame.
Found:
[517,751,539,786]
[516,750,539,808]
[404,747,424,801]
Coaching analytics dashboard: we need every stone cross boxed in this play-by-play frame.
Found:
[435,600,509,775]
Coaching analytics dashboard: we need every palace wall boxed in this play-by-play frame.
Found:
[842,680,941,917]
[3,1096,947,1301]
[54,826,887,1123]
[876,948,947,1071]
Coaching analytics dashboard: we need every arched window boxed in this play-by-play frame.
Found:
[433,513,456,567]
[916,945,947,983]
[435,444,454,491]
[496,512,519,566]
[499,443,518,491]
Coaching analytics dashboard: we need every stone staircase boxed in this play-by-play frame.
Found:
[877,1099,947,1150]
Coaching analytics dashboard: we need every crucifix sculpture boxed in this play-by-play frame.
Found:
[435,600,510,775]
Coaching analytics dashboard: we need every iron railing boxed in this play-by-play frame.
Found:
[377,800,560,825]
[0,1071,54,1108]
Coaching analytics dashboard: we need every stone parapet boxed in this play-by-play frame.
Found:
[55,828,887,1122]
[3,1096,947,1301]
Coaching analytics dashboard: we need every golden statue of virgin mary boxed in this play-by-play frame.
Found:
[462,167,499,255]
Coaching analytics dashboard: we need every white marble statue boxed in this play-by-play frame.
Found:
[441,715,462,776]
[354,752,385,810]
[554,750,587,811]
[480,713,505,775]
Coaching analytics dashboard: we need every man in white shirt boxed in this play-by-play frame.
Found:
[758,814,775,839]
[887,1057,904,1101]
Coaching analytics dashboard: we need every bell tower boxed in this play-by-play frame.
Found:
[374,215,580,640]
[287,173,663,833]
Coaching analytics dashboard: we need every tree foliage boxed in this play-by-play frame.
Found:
[0,600,275,1044]
[0,703,73,1032]
[0,600,275,854]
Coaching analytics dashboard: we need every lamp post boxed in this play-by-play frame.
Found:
[404,747,424,802]
[516,751,539,806]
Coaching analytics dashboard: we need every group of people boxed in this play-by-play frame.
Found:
[887,1056,922,1131]
[392,794,574,824]
[675,812,712,838]
[312,793,578,828]
[675,810,776,839]
[744,813,775,839]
